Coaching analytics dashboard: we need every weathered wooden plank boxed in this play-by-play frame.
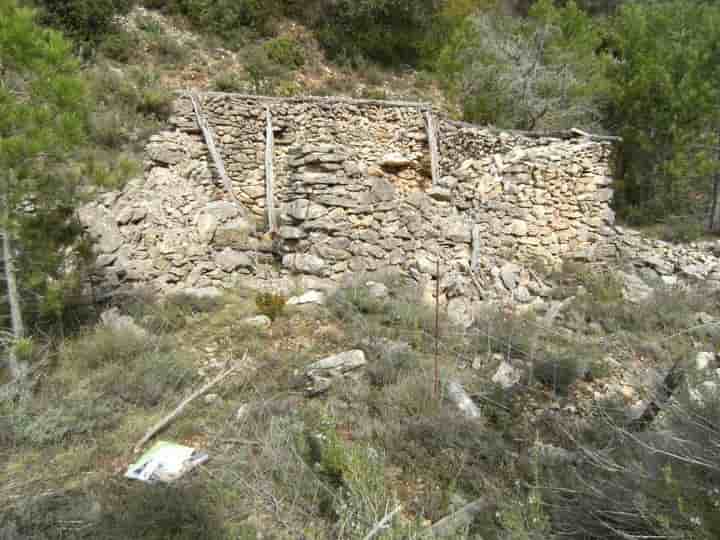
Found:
[189,93,234,198]
[471,224,481,270]
[265,107,276,233]
[425,110,441,186]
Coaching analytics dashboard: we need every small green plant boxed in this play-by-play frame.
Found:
[135,14,163,35]
[212,72,245,93]
[255,292,287,320]
[532,352,584,395]
[264,37,305,68]
[100,30,138,62]
[148,34,188,65]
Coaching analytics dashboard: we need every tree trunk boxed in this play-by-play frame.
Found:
[2,226,26,381]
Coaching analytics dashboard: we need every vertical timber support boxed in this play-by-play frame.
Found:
[471,225,481,270]
[264,107,276,233]
[189,93,235,200]
[425,109,441,187]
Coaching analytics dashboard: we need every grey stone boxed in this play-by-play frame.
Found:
[100,307,148,339]
[241,315,272,329]
[696,351,715,371]
[370,177,396,202]
[287,290,326,306]
[278,226,307,240]
[180,287,223,300]
[215,248,253,272]
[448,297,474,329]
[147,140,186,165]
[78,204,123,254]
[283,254,327,276]
[306,350,367,376]
[500,263,521,291]
[380,153,413,169]
[197,212,219,243]
[492,361,522,389]
[366,281,389,299]
[620,272,652,303]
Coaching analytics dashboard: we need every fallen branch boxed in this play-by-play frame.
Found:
[363,505,403,540]
[427,497,491,538]
[133,353,246,453]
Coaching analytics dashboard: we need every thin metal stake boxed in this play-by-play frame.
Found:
[434,258,441,400]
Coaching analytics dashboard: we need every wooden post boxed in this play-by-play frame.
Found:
[189,93,234,200]
[425,110,441,187]
[265,107,276,233]
[471,225,481,270]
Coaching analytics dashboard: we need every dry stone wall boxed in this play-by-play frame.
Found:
[81,93,636,302]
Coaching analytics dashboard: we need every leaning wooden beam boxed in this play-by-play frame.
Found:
[133,353,246,453]
[425,110,441,186]
[264,107,276,233]
[189,92,235,199]
[427,497,491,538]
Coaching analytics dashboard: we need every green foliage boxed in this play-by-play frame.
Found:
[255,292,287,321]
[33,0,133,46]
[264,37,305,69]
[244,45,291,95]
[11,398,118,446]
[60,324,155,372]
[436,0,608,129]
[532,351,585,395]
[304,0,439,66]
[212,72,245,93]
[149,0,280,45]
[607,0,720,226]
[99,30,140,62]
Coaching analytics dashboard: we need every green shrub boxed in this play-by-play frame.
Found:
[136,87,174,120]
[61,325,155,372]
[366,341,418,387]
[212,72,245,93]
[100,30,139,62]
[155,0,280,45]
[307,0,439,66]
[264,37,305,68]
[148,34,188,65]
[35,0,133,45]
[95,482,229,539]
[532,352,585,395]
[244,45,290,94]
[135,13,164,35]
[98,350,195,407]
[255,292,287,321]
[12,398,118,446]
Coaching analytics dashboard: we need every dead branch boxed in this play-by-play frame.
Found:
[427,497,492,538]
[133,353,246,453]
[362,504,403,540]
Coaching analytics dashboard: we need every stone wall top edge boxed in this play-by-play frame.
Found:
[176,90,431,110]
[174,90,620,144]
[442,119,621,143]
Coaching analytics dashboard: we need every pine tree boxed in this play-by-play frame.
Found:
[0,0,91,381]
